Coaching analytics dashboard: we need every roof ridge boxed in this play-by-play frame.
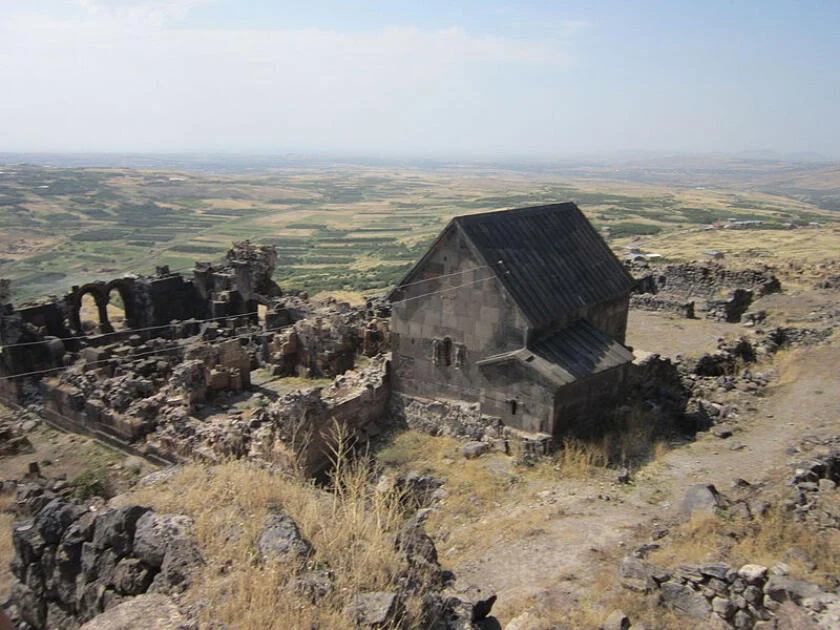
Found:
[453,202,579,224]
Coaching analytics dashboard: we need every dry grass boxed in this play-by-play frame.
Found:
[632,227,840,266]
[771,347,807,386]
[127,444,411,629]
[496,580,696,630]
[524,439,609,481]
[731,505,840,585]
[0,493,16,596]
[648,505,840,588]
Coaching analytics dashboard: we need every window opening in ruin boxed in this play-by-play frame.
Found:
[79,292,105,334]
[431,339,442,366]
[510,400,517,416]
[454,343,466,368]
[107,288,129,331]
[442,336,452,366]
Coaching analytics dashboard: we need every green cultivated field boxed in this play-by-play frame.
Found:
[0,159,838,301]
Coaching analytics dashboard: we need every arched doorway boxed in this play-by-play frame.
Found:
[70,283,112,334]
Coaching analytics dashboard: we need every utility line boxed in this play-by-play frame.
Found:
[0,323,289,382]
[392,265,489,291]
[0,311,259,351]
[390,271,497,305]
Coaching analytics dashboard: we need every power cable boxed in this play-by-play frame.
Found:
[0,311,260,351]
[0,322,289,382]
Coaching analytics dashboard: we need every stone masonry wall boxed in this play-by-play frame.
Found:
[7,486,201,630]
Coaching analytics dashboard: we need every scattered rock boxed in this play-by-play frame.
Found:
[472,594,497,622]
[660,581,712,619]
[737,564,768,585]
[463,441,490,459]
[679,484,727,520]
[348,591,401,627]
[601,609,630,630]
[764,575,825,605]
[78,593,186,630]
[619,554,654,592]
[257,514,314,563]
[133,512,196,569]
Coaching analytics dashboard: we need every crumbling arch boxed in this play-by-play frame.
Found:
[105,279,138,330]
[69,283,112,334]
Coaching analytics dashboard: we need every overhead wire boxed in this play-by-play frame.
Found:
[389,269,497,304]
[390,265,489,291]
[0,311,260,351]
[3,267,498,381]
[0,322,290,382]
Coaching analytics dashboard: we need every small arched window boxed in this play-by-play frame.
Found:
[442,337,452,366]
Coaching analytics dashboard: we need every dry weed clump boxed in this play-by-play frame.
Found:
[497,583,696,630]
[0,492,16,595]
[127,444,410,629]
[648,504,840,589]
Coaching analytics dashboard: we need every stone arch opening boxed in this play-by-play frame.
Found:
[105,280,137,331]
[69,283,112,334]
[78,288,111,334]
[106,288,129,331]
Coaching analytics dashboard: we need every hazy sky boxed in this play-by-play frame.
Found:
[1,0,838,158]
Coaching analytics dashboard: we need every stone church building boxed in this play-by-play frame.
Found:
[389,203,635,437]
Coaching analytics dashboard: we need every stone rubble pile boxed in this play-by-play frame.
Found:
[5,484,202,630]
[621,554,840,629]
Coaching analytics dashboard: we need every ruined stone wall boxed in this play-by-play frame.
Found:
[629,294,695,318]
[628,262,781,323]
[7,487,201,630]
[389,393,493,441]
[630,263,781,299]
[247,355,392,474]
[1,240,277,391]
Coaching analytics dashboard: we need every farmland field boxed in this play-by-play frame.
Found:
[1,156,838,302]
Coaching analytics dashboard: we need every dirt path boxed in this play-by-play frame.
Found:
[448,343,840,623]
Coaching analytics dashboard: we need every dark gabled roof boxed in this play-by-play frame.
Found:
[453,203,634,330]
[476,320,633,387]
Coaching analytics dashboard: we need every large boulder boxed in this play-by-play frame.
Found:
[348,592,401,627]
[660,581,712,619]
[618,555,654,592]
[78,593,187,630]
[92,506,150,557]
[111,558,154,596]
[35,499,86,545]
[679,484,727,520]
[257,514,313,563]
[152,538,203,593]
[132,512,196,569]
[764,575,825,605]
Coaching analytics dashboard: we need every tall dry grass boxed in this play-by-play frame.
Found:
[649,503,840,588]
[128,428,412,629]
[0,493,16,597]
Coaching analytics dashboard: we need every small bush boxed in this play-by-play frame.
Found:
[70,466,114,500]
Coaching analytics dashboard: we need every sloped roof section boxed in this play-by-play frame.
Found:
[454,203,633,330]
[477,320,633,387]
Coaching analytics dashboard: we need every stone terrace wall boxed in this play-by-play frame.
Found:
[630,263,782,299]
[629,294,695,318]
[627,262,782,323]
[7,487,201,630]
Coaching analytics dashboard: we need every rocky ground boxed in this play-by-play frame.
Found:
[0,267,838,629]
